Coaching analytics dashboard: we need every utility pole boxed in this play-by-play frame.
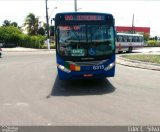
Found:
[132,14,134,34]
[74,0,77,12]
[45,0,50,49]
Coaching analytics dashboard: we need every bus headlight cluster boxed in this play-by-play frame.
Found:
[104,62,115,71]
[57,64,71,73]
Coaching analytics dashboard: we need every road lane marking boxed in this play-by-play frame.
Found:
[15,102,29,107]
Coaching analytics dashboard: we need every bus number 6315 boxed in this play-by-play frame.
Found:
[93,65,104,70]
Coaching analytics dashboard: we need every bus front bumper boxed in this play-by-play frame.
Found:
[57,65,115,80]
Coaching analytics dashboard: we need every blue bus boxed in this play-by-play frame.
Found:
[55,12,116,80]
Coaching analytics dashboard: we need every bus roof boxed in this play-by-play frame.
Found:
[117,32,143,37]
[55,12,113,17]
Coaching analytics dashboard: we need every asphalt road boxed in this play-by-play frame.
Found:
[0,51,160,126]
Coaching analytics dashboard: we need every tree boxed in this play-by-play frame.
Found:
[3,20,11,26]
[11,22,18,27]
[143,33,150,42]
[43,22,47,34]
[37,27,45,35]
[0,26,22,47]
[154,36,158,41]
[2,20,19,28]
[24,13,39,35]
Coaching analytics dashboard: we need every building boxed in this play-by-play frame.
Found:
[116,26,150,35]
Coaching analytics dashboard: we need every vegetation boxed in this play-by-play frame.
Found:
[0,13,55,49]
[147,40,160,47]
[0,26,22,46]
[0,25,47,48]
[2,20,19,28]
[41,42,55,49]
[24,13,46,36]
[122,54,160,64]
[18,34,47,49]
[143,33,150,42]
[24,13,39,35]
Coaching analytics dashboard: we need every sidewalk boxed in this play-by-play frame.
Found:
[2,47,55,52]
[116,55,160,71]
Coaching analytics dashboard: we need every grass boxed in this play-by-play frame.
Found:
[121,54,160,64]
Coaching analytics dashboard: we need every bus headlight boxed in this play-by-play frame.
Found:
[104,62,115,71]
[57,64,71,73]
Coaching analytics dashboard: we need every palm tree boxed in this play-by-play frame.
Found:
[24,13,39,35]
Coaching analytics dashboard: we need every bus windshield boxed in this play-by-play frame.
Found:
[57,24,115,57]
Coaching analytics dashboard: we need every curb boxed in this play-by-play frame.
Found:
[2,48,55,52]
[116,56,160,71]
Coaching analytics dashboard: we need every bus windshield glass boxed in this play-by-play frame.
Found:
[57,25,115,57]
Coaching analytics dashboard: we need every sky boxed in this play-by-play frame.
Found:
[0,0,160,36]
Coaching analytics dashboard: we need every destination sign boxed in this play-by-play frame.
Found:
[64,15,105,21]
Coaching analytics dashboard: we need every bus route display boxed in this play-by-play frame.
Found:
[64,15,105,21]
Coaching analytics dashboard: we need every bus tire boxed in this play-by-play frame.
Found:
[118,51,123,54]
[127,46,132,53]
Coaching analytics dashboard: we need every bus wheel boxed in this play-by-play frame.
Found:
[118,51,123,54]
[127,46,132,53]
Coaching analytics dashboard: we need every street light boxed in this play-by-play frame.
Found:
[49,6,57,19]
[45,0,50,49]
[49,6,58,25]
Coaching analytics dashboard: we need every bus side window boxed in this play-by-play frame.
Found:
[122,37,125,42]
[140,37,143,42]
[119,36,122,42]
[132,37,136,42]
[129,36,132,42]
[127,36,130,42]
[139,37,141,42]
[137,37,140,42]
[116,37,119,42]
[123,36,127,42]
[135,37,138,42]
[117,36,120,42]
